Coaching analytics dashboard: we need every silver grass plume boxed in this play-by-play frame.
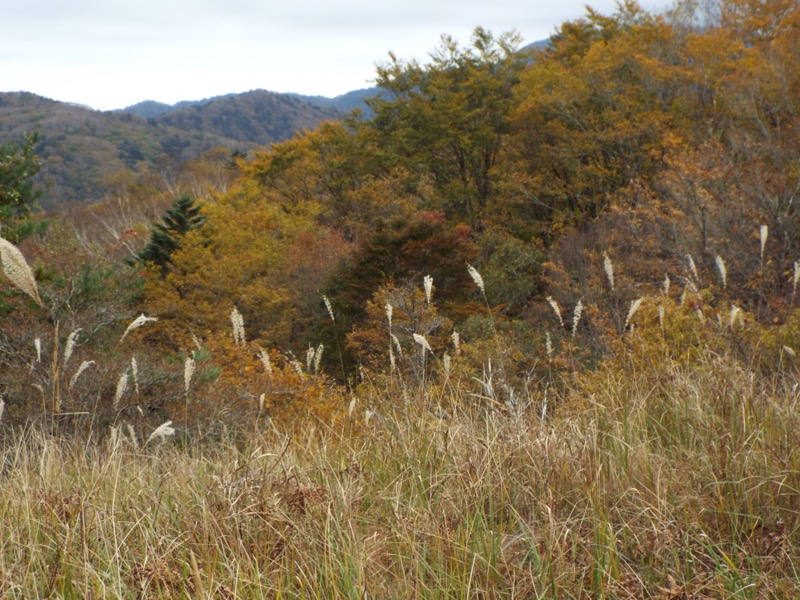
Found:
[760,224,768,265]
[571,300,583,339]
[292,359,304,377]
[306,345,315,372]
[546,296,564,328]
[146,421,176,445]
[793,261,800,300]
[113,370,128,410]
[230,307,245,346]
[686,254,699,282]
[0,236,42,307]
[729,305,743,330]
[715,255,727,288]
[467,264,485,294]
[314,343,324,373]
[662,273,671,297]
[322,295,335,322]
[385,302,393,328]
[603,252,615,291]
[443,353,451,376]
[413,333,433,354]
[423,275,433,306]
[69,360,94,389]
[34,337,41,364]
[258,347,273,375]
[391,333,403,358]
[126,423,139,449]
[131,356,139,395]
[625,298,644,330]
[545,332,553,358]
[0,397,4,424]
[120,314,158,344]
[184,352,195,395]
[63,328,81,368]
[451,331,460,355]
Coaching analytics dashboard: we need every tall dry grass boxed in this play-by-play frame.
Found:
[1,347,798,598]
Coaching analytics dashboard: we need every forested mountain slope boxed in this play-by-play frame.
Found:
[0,90,342,205]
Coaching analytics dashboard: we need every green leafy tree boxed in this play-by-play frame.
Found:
[369,28,528,222]
[138,195,205,273]
[0,132,42,235]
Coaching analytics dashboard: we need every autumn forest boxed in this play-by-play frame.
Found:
[2,0,800,596]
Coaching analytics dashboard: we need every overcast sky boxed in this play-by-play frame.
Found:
[2,0,671,111]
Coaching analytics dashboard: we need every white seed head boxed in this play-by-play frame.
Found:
[184,353,195,395]
[0,236,42,307]
[230,307,245,346]
[413,333,433,354]
[545,332,553,358]
[385,302,393,328]
[258,347,273,374]
[443,353,451,375]
[0,397,4,424]
[658,305,665,332]
[451,331,460,355]
[120,314,158,344]
[546,296,564,328]
[322,295,335,322]
[686,254,699,282]
[662,273,671,297]
[146,420,176,445]
[729,305,742,330]
[292,360,304,377]
[391,333,403,358]
[34,337,41,364]
[782,345,796,359]
[306,345,315,372]
[423,275,433,306]
[793,261,800,296]
[69,360,95,389]
[760,224,768,261]
[259,393,265,412]
[348,397,357,417]
[126,423,139,449]
[113,370,128,410]
[603,252,615,291]
[191,332,202,350]
[715,255,727,288]
[314,343,324,374]
[63,328,81,368]
[131,356,139,395]
[571,300,583,339]
[467,264,485,294]
[625,298,644,330]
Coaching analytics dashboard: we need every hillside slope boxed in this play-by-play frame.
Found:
[0,90,342,205]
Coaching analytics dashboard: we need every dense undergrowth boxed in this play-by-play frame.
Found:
[1,345,798,598]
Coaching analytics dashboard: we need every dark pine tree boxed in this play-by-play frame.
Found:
[138,195,205,273]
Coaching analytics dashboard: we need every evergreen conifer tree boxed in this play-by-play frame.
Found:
[138,195,205,273]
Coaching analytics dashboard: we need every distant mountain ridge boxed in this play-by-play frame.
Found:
[123,88,382,118]
[0,89,352,206]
